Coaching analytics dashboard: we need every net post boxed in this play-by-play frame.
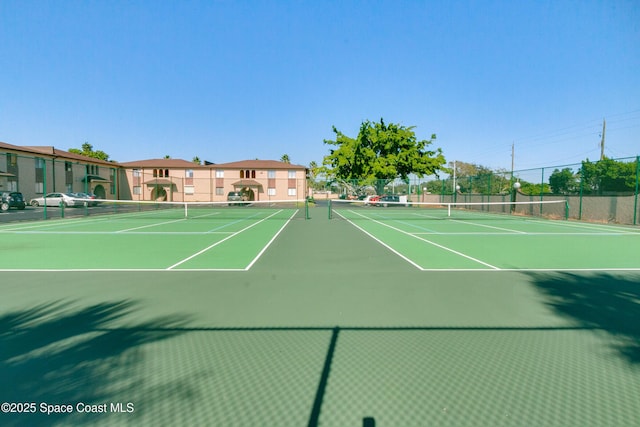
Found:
[328,199,332,220]
[305,199,310,220]
[634,155,639,225]
[447,203,451,217]
[565,200,569,220]
[184,202,188,218]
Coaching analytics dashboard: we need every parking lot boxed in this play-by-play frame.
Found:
[0,205,106,223]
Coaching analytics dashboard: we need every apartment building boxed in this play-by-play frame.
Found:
[1,141,309,203]
[0,142,117,201]
[119,159,308,202]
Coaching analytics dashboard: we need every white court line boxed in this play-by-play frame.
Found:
[166,210,284,270]
[447,218,527,234]
[342,210,500,270]
[244,210,299,270]
[411,231,640,236]
[117,217,189,232]
[0,231,233,235]
[336,213,424,270]
[2,267,639,273]
[524,217,640,233]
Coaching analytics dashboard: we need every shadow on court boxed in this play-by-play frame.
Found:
[0,300,192,426]
[529,272,640,364]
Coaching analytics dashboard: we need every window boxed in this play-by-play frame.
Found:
[7,153,17,167]
[216,170,224,178]
[66,184,73,193]
[153,169,158,177]
[288,188,296,196]
[165,169,169,177]
[241,169,255,179]
[184,186,195,195]
[133,186,141,195]
[268,170,276,179]
[215,187,224,195]
[268,188,276,196]
[185,169,193,178]
[65,162,72,172]
[288,170,296,179]
[133,169,141,177]
[35,158,45,193]
[110,169,117,194]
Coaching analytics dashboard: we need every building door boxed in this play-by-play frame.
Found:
[94,185,106,199]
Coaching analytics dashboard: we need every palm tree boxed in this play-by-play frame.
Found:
[280,154,290,163]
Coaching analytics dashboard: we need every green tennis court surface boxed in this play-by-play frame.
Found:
[0,205,301,270]
[331,203,640,271]
[2,202,639,426]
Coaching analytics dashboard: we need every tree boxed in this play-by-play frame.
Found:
[192,156,201,165]
[322,119,446,195]
[449,161,510,194]
[280,154,291,163]
[69,142,110,161]
[549,168,578,194]
[581,158,637,194]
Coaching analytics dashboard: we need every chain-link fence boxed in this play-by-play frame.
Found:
[318,156,640,225]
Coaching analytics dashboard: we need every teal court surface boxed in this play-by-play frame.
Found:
[1,200,639,426]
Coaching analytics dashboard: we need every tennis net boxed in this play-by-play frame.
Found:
[328,198,569,221]
[53,198,310,221]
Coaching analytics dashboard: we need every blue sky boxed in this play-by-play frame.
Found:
[1,0,639,173]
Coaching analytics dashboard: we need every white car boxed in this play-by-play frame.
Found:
[29,193,86,207]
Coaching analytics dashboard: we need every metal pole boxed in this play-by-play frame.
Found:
[634,156,639,225]
[579,164,584,220]
[43,159,47,220]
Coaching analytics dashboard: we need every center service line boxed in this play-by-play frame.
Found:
[166,210,284,270]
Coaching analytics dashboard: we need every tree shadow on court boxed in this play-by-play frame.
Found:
[528,272,640,364]
[0,300,193,426]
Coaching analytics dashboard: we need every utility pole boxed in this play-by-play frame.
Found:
[511,143,515,176]
[600,118,606,160]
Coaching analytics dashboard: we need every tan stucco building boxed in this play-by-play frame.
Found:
[1,141,308,203]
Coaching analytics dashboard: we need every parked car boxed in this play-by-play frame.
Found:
[227,191,248,206]
[378,195,400,207]
[0,191,27,211]
[363,195,380,205]
[73,192,98,206]
[29,193,86,207]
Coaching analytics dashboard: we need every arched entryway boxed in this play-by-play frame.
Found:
[151,186,167,201]
[243,187,255,201]
[93,185,106,199]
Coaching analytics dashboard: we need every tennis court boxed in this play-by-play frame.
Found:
[330,199,640,271]
[2,199,639,426]
[0,200,305,271]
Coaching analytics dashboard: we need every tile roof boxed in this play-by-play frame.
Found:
[119,159,206,168]
[214,159,307,169]
[0,142,114,165]
[22,146,115,165]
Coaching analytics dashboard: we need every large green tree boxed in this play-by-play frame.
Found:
[581,158,637,194]
[322,119,446,195]
[449,161,511,194]
[69,142,110,161]
[549,168,579,194]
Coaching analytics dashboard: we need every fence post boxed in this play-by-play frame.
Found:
[634,156,639,225]
[540,168,545,216]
